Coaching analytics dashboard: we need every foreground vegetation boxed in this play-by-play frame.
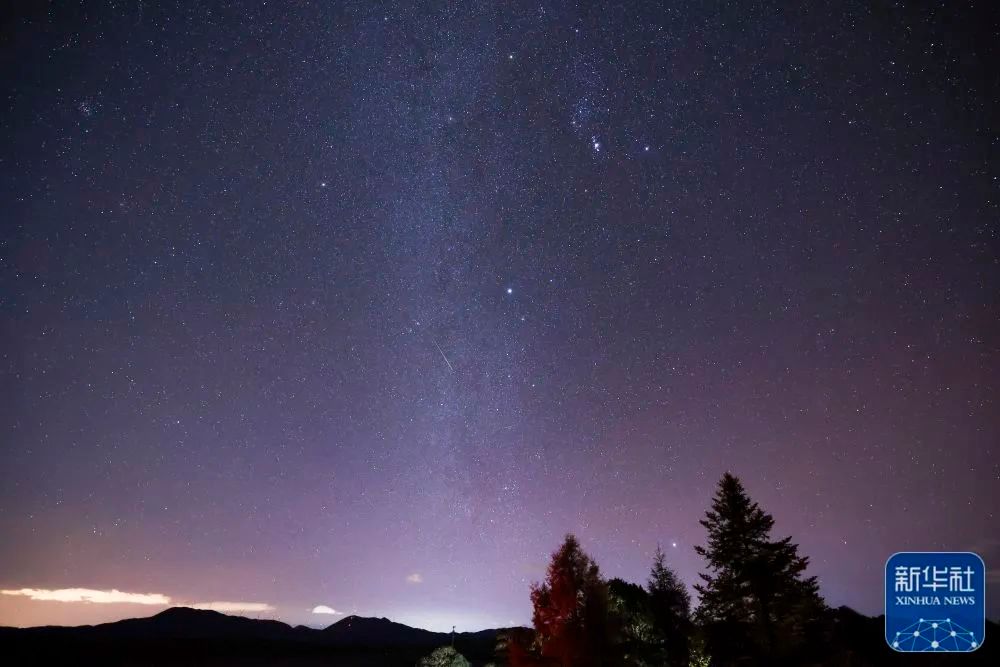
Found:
[4,472,994,666]
[488,472,825,666]
[417,472,993,666]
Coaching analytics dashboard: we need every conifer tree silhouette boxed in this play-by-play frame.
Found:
[648,545,692,666]
[695,473,825,666]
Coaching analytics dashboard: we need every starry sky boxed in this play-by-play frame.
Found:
[1,1,997,631]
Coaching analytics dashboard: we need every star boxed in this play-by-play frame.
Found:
[1,0,992,637]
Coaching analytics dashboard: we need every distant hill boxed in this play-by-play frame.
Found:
[322,614,441,645]
[321,613,504,648]
[1,607,305,642]
[1,605,996,665]
[0,607,514,666]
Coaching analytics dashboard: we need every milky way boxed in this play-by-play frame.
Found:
[1,1,997,630]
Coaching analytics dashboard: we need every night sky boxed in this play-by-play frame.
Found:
[1,1,997,631]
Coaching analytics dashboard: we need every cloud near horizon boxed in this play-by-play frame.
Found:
[406,573,423,584]
[1,588,170,605]
[311,605,344,615]
[1,589,274,615]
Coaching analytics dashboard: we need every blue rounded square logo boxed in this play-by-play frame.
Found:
[885,552,985,652]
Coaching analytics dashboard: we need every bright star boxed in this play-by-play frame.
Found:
[506,287,513,295]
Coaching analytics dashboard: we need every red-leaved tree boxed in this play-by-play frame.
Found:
[528,534,611,666]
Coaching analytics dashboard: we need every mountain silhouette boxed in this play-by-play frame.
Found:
[321,614,503,647]
[0,607,513,665]
[1,607,306,642]
[322,614,440,645]
[103,607,305,640]
[3,606,995,665]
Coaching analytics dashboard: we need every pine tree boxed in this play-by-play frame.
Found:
[694,473,825,666]
[530,534,610,666]
[648,546,691,667]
